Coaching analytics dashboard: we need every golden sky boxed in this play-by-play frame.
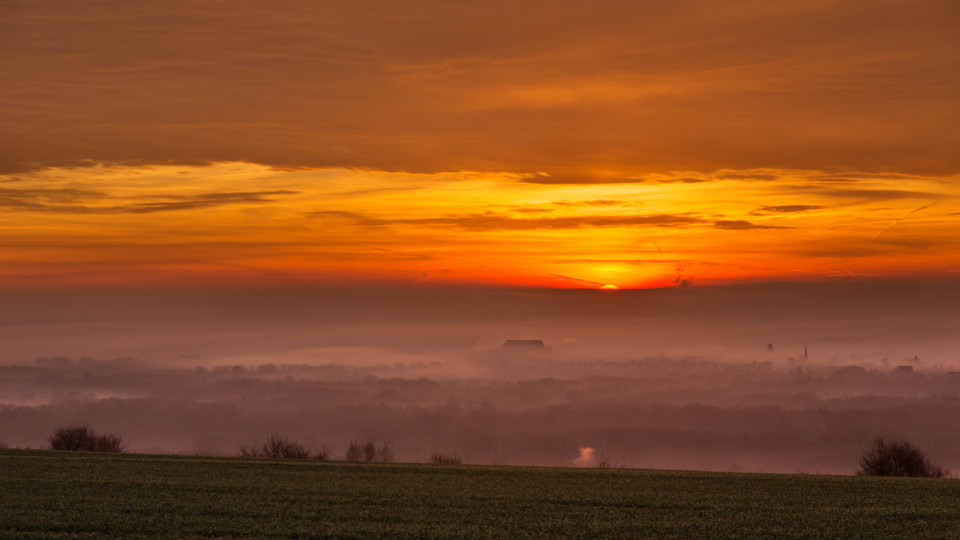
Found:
[2,1,959,288]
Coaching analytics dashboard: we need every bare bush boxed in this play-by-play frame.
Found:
[238,442,261,458]
[346,440,393,462]
[430,452,462,465]
[376,443,394,463]
[91,432,124,453]
[49,425,124,452]
[345,441,361,461]
[363,441,376,462]
[0,440,8,449]
[50,425,90,451]
[264,434,310,459]
[857,436,946,477]
[238,435,328,460]
[312,444,331,460]
[345,441,360,461]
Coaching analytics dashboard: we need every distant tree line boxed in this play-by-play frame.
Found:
[40,426,403,463]
[36,424,946,477]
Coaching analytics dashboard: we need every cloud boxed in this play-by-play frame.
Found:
[119,191,298,214]
[520,174,720,185]
[2,1,958,176]
[501,200,625,213]
[518,174,642,185]
[713,220,787,230]
[778,186,938,201]
[0,188,296,214]
[0,187,105,212]
[656,177,712,184]
[801,246,892,258]
[372,248,437,261]
[551,200,624,207]
[716,173,780,181]
[510,207,554,214]
[310,211,708,231]
[812,177,860,184]
[553,258,721,267]
[797,235,956,258]
[315,209,807,234]
[752,205,824,214]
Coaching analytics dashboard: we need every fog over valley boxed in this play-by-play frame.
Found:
[2,282,958,474]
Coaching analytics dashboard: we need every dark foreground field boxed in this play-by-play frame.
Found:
[1,450,958,538]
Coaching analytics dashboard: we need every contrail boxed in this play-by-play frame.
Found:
[549,274,606,286]
[874,200,941,238]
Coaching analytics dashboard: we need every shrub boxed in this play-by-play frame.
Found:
[346,440,393,462]
[312,444,331,460]
[857,436,946,477]
[49,425,124,452]
[0,440,8,450]
[375,443,394,463]
[263,434,310,459]
[430,452,462,465]
[363,441,376,462]
[238,435,328,460]
[238,442,261,458]
[90,432,124,453]
[345,441,362,461]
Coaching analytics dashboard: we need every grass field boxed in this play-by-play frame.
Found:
[1,449,958,538]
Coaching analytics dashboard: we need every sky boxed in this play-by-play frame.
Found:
[2,0,959,289]
[3,2,960,470]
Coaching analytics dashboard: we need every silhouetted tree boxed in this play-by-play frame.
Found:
[346,440,393,462]
[238,435,328,459]
[345,441,362,461]
[430,452,462,465]
[363,441,376,462]
[263,434,310,459]
[375,443,394,463]
[49,425,124,452]
[857,436,946,477]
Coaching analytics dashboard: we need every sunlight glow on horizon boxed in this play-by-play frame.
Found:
[2,162,959,289]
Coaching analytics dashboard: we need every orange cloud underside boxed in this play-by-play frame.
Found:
[2,163,959,289]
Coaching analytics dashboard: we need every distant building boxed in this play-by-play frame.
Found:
[502,339,545,349]
[766,343,774,353]
[893,365,914,375]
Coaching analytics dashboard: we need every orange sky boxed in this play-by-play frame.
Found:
[2,1,959,289]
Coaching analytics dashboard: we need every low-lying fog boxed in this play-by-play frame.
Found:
[1,282,958,474]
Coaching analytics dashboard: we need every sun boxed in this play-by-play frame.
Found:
[599,284,619,290]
